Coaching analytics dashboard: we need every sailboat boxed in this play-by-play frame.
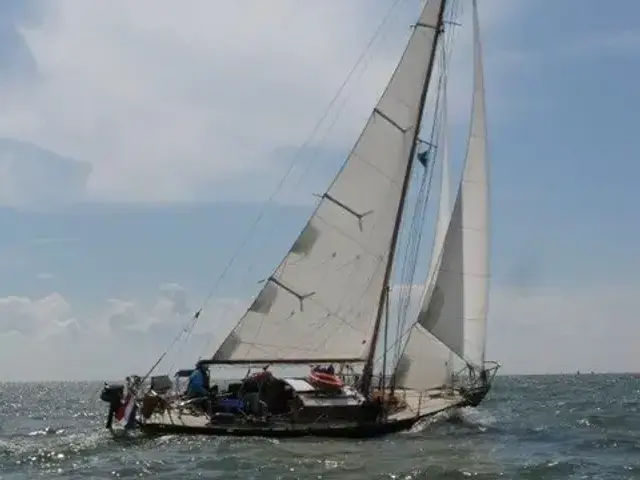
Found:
[100,0,499,439]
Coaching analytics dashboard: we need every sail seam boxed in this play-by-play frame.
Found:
[311,215,388,258]
[351,153,404,188]
[246,290,375,340]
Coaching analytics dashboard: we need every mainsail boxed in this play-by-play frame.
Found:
[213,0,447,364]
[414,0,490,370]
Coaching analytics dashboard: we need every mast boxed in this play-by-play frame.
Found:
[390,7,455,395]
[360,0,448,395]
[380,285,390,393]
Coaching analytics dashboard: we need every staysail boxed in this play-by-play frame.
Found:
[213,0,447,363]
[395,46,458,390]
[414,0,490,369]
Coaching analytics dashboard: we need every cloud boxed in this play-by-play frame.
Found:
[0,283,247,381]
[389,280,639,376]
[488,285,639,375]
[0,0,528,205]
[0,292,72,337]
[1,276,636,381]
[0,0,40,86]
[35,272,54,280]
[29,236,80,246]
[156,282,190,317]
[0,137,91,209]
[561,30,640,57]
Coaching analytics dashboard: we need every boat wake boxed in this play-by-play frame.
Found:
[404,409,457,433]
[2,429,107,467]
[403,406,497,435]
[448,406,497,431]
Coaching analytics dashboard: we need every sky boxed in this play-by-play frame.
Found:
[0,0,638,381]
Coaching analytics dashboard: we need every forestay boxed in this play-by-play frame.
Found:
[415,0,490,369]
[212,0,445,363]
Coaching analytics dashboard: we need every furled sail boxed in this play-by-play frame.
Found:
[415,0,490,369]
[212,0,446,363]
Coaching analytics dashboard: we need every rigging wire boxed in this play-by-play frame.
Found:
[380,8,475,374]
[145,0,412,377]
[382,0,464,370]
[391,43,451,366]
[389,1,463,371]
[390,70,443,367]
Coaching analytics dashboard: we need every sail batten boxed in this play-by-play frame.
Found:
[415,0,490,369]
[212,0,446,364]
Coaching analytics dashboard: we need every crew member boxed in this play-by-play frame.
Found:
[186,363,209,398]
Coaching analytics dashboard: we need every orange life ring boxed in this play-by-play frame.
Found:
[307,370,344,391]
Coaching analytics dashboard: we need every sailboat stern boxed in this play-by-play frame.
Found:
[100,375,146,432]
[100,382,125,430]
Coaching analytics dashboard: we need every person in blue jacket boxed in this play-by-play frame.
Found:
[186,363,210,398]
